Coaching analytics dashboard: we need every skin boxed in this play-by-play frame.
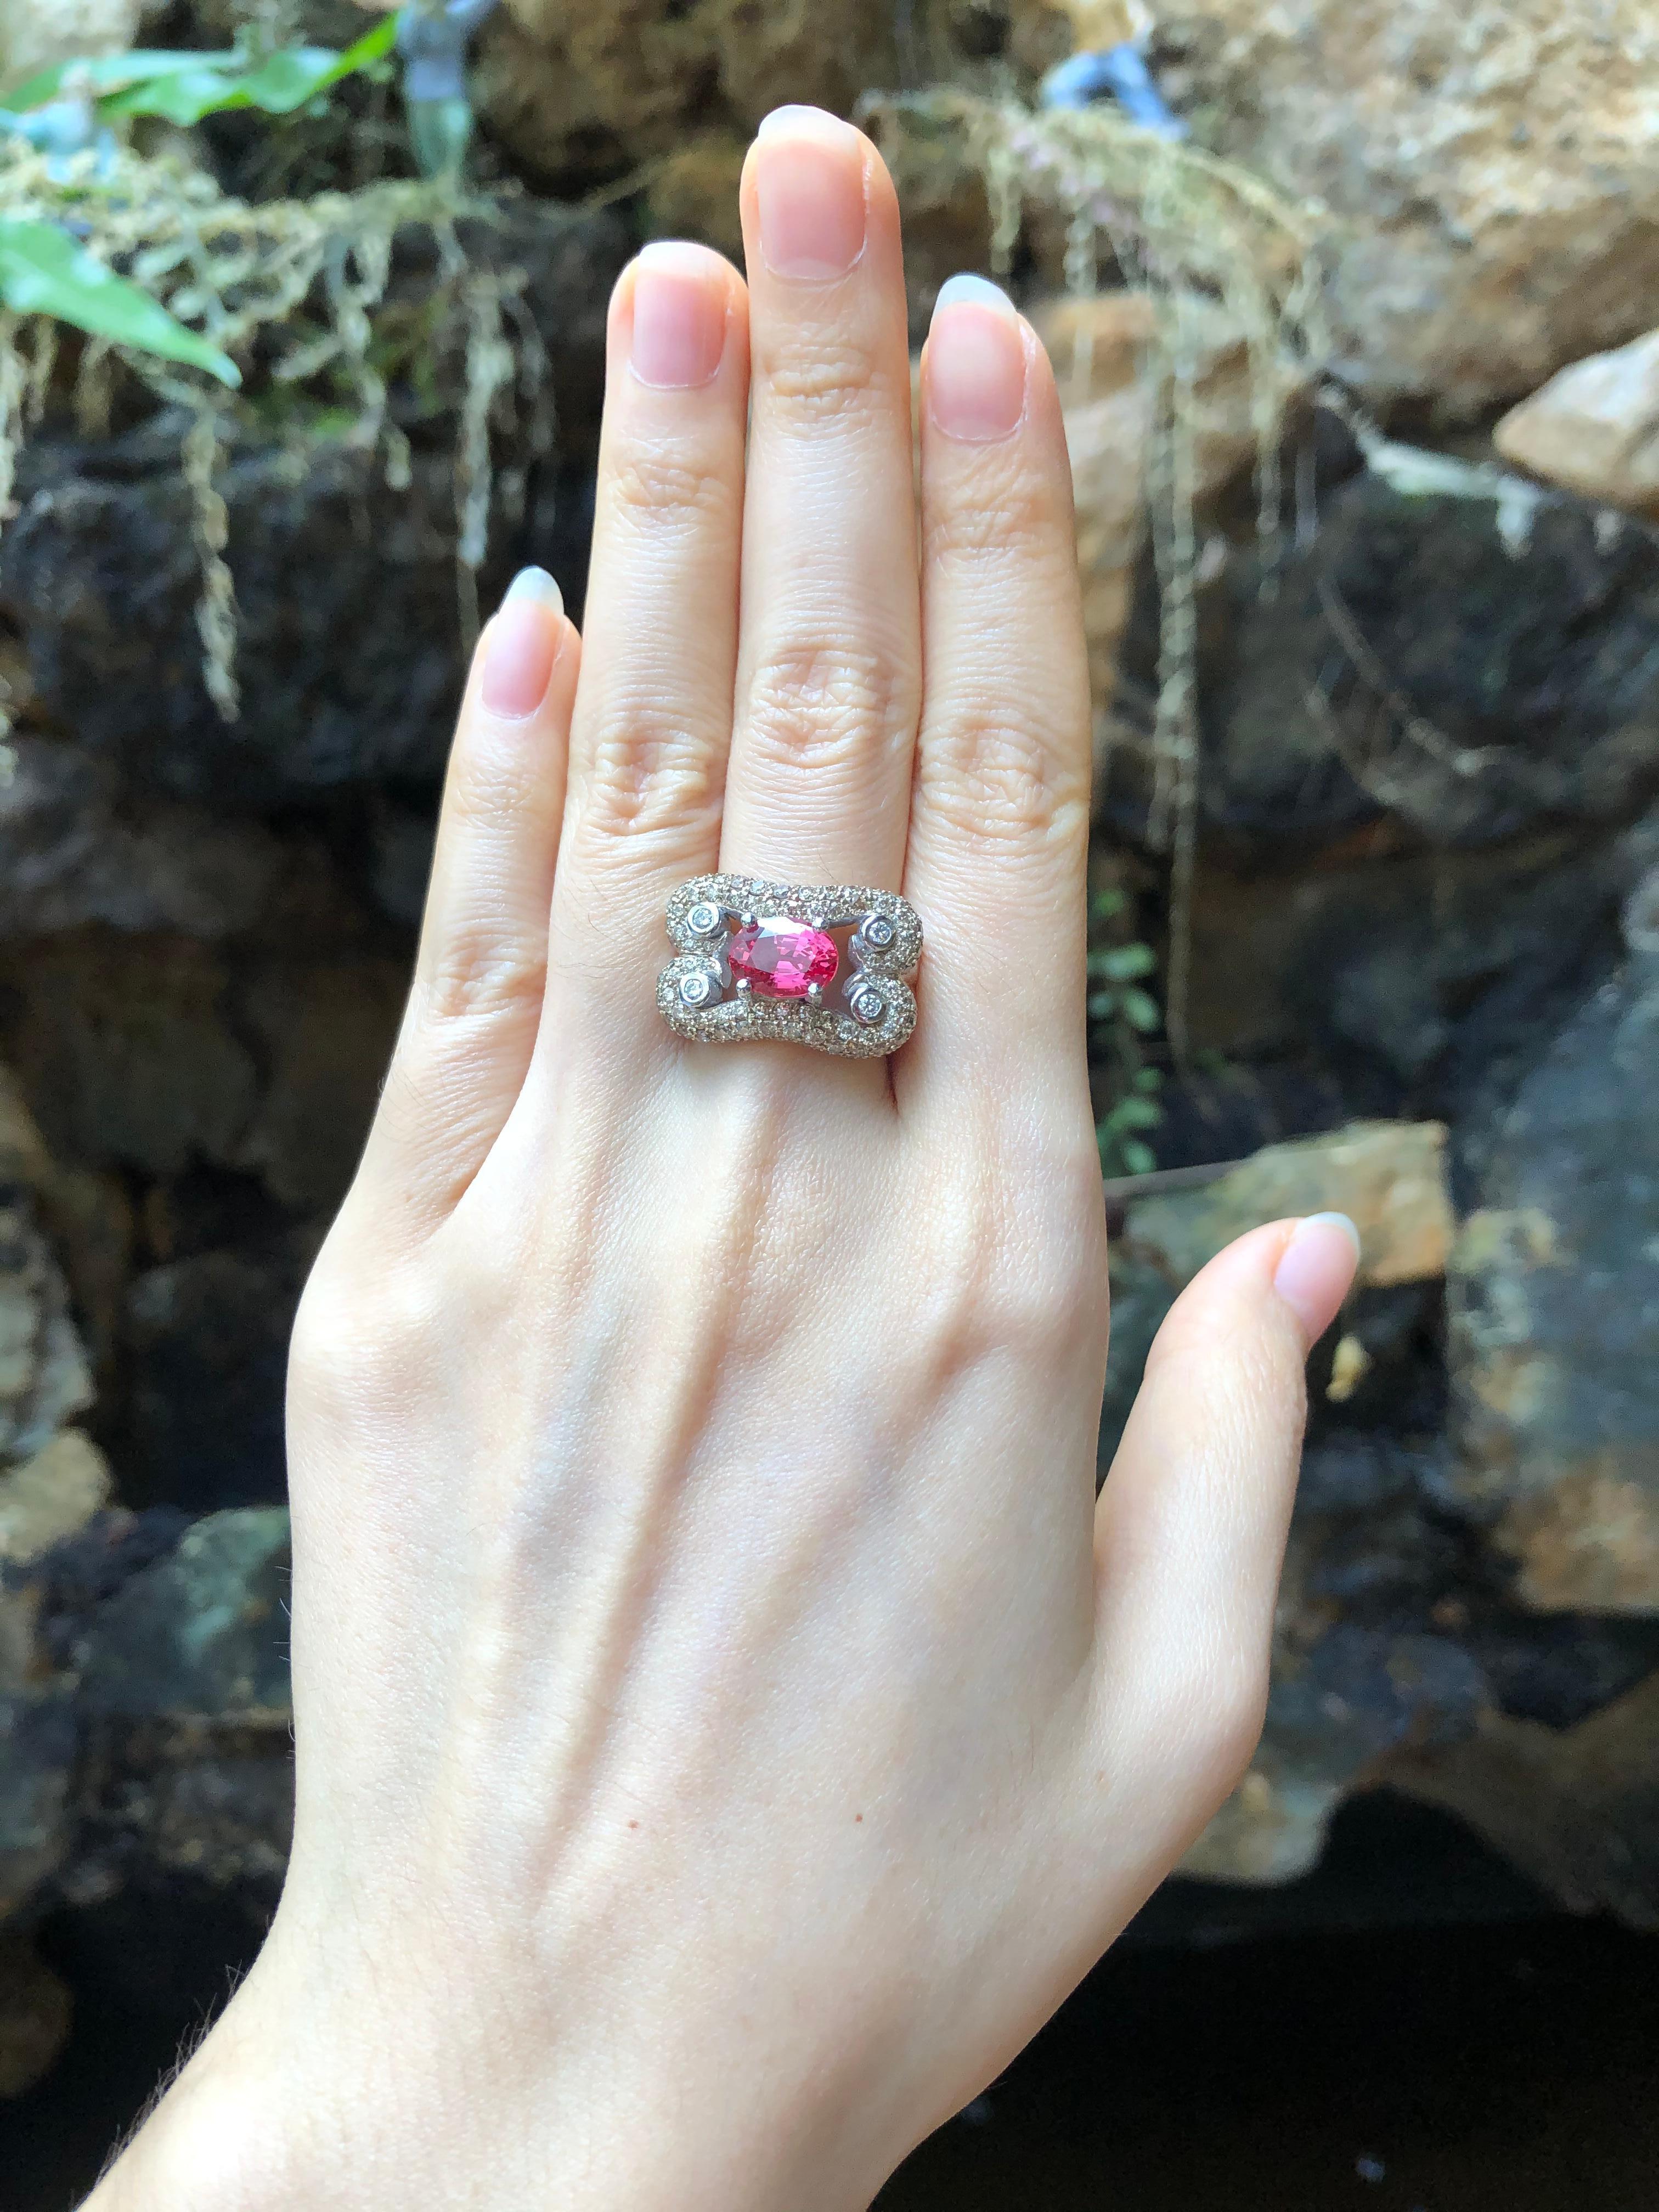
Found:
[89,109,1357,2212]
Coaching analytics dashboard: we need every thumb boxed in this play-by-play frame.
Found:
[1080,1215,1359,1859]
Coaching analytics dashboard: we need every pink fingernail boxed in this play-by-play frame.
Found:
[630,243,729,390]
[928,276,1029,442]
[1272,1214,1362,1347]
[480,568,563,718]
[753,108,867,280]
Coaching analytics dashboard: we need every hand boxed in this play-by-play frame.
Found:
[93,108,1356,2211]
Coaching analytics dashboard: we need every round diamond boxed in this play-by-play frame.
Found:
[728,917,839,998]
[863,913,895,949]
[686,901,722,936]
[850,987,885,1026]
[679,971,713,1008]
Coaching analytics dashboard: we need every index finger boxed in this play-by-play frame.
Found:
[896,276,1094,1125]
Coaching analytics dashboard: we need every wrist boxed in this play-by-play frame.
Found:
[84,1939,893,2212]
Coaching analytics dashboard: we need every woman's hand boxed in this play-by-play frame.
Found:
[94,109,1356,2212]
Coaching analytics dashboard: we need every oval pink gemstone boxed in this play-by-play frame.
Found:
[728,916,839,998]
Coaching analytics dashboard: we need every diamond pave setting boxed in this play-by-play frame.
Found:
[658,876,921,1058]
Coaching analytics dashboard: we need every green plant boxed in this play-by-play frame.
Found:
[3,20,398,129]
[0,21,401,387]
[1087,888,1164,1177]
[0,138,548,719]
[0,217,239,383]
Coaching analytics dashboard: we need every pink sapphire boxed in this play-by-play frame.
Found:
[728,916,839,998]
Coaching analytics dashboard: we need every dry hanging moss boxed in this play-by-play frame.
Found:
[0,138,551,722]
[865,91,1328,1059]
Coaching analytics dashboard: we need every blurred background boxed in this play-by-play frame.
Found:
[0,2,1655,2204]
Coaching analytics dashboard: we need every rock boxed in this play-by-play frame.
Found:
[479,0,904,189]
[76,1509,292,1722]
[1390,1672,1659,1927]
[639,129,750,264]
[0,1927,72,2098]
[0,1192,94,1469]
[0,204,626,811]
[1031,286,1313,768]
[12,1506,298,1912]
[234,960,405,1215]
[1448,959,1659,1613]
[1495,330,1659,521]
[1108,470,1659,857]
[0,1687,74,1921]
[1035,295,1154,713]
[1124,1121,1453,1290]
[88,1725,295,1892]
[0,1067,48,1192]
[2,935,258,1183]
[1096,1248,1177,1475]
[1151,0,1659,420]
[1178,833,1628,1124]
[0,738,282,940]
[3,433,466,809]
[1036,289,1307,514]
[0,1431,111,1566]
[123,1238,317,1513]
[1183,1622,1485,1884]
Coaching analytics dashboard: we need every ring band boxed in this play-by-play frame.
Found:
[658,874,922,1058]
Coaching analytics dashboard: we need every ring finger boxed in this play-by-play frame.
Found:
[543,241,751,1058]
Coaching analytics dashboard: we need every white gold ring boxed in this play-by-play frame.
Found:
[658,874,922,1058]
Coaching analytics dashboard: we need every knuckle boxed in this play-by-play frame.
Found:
[1198,1659,1272,1790]
[741,637,916,771]
[603,447,737,538]
[922,469,1064,571]
[290,1242,443,1414]
[420,930,546,1028]
[919,692,1088,847]
[760,335,894,426]
[573,698,724,842]
[913,1167,1104,1374]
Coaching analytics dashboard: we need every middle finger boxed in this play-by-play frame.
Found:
[719,108,922,895]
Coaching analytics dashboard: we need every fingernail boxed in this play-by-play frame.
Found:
[630,241,728,390]
[753,107,867,280]
[928,276,1028,442]
[503,566,562,612]
[1272,1213,1362,1348]
[481,569,563,718]
[934,273,1017,315]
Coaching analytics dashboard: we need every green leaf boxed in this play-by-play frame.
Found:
[1111,1096,1163,1130]
[1133,1065,1164,1091]
[2,51,236,111]
[1088,887,1125,922]
[1121,1139,1158,1176]
[1121,987,1162,1034]
[7,21,398,125]
[100,21,398,123]
[1087,990,1119,1022]
[0,219,240,385]
[1096,942,1158,982]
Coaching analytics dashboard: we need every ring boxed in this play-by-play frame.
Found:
[658,875,922,1058]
